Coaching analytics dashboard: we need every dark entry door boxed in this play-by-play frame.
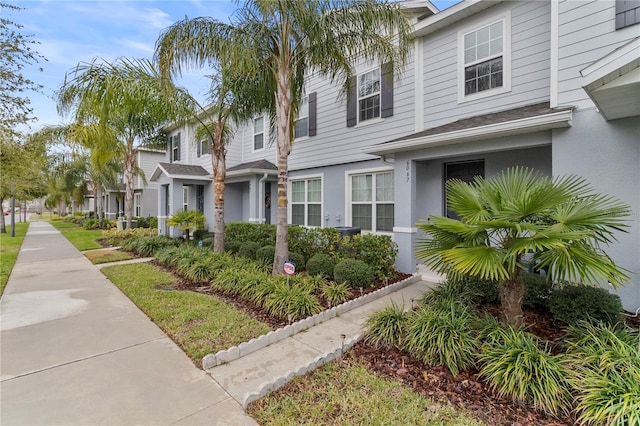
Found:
[265,182,272,224]
[445,160,484,219]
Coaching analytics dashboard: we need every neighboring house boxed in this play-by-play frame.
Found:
[153,0,639,312]
[101,147,165,220]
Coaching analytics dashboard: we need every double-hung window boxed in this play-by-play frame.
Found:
[358,69,381,122]
[170,133,181,162]
[294,96,309,138]
[291,178,322,227]
[253,117,265,151]
[459,14,510,102]
[134,193,141,217]
[347,64,393,127]
[197,139,210,157]
[350,171,394,232]
[182,186,189,211]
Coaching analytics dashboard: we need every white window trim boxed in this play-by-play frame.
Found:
[182,186,189,211]
[253,116,266,152]
[134,193,141,217]
[457,12,511,104]
[288,173,324,228]
[344,166,394,234]
[356,66,382,125]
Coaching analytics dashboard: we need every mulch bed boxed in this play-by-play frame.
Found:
[105,243,640,424]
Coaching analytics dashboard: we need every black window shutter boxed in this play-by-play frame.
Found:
[346,76,357,127]
[168,135,173,163]
[308,92,317,136]
[177,133,181,161]
[381,62,394,118]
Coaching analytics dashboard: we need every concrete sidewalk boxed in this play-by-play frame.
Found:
[0,221,257,425]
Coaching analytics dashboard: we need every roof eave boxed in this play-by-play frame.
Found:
[226,168,278,178]
[413,0,504,37]
[362,109,573,156]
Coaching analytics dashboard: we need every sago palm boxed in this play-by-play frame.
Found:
[155,0,412,274]
[416,167,630,326]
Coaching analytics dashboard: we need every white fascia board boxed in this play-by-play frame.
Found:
[413,0,504,37]
[226,168,278,178]
[149,164,168,182]
[362,110,573,156]
[168,174,212,181]
[581,37,640,87]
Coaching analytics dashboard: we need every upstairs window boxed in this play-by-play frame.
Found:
[253,117,265,151]
[358,68,381,122]
[294,96,309,138]
[170,133,181,162]
[616,0,640,29]
[197,139,210,157]
[458,14,510,102]
[347,63,393,127]
[291,178,322,227]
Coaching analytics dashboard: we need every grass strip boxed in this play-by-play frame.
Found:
[0,222,29,296]
[84,249,134,264]
[248,355,484,426]
[101,262,271,361]
[50,220,103,250]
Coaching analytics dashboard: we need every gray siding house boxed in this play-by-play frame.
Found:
[153,0,639,312]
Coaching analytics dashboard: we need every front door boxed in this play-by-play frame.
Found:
[444,160,484,219]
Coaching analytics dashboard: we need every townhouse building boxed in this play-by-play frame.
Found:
[151,0,639,312]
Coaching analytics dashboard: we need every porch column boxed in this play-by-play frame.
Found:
[393,154,418,274]
[247,177,261,223]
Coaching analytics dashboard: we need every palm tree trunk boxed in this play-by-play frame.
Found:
[272,63,292,275]
[124,139,135,230]
[212,139,226,253]
[499,270,526,326]
[0,197,6,233]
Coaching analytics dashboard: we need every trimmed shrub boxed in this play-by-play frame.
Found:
[306,253,336,279]
[225,222,275,245]
[256,245,275,264]
[102,227,157,246]
[121,235,178,257]
[522,272,553,309]
[364,301,407,349]
[334,259,375,289]
[224,240,242,254]
[549,285,623,326]
[238,241,261,260]
[404,302,480,376]
[337,233,398,280]
[479,327,571,416]
[201,237,214,248]
[287,251,305,272]
[193,229,213,241]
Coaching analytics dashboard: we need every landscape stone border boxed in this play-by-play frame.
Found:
[202,273,421,370]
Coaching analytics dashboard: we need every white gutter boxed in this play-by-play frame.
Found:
[226,168,278,178]
[363,109,573,156]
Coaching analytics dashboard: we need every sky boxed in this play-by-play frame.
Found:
[7,0,462,133]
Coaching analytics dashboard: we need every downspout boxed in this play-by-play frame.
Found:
[259,173,268,224]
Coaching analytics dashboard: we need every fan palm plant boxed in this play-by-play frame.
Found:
[167,209,205,241]
[416,167,630,326]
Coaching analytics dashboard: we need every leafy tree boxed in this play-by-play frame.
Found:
[155,0,412,274]
[0,131,46,232]
[416,167,631,326]
[57,57,196,229]
[0,3,46,137]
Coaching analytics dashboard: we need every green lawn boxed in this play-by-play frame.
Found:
[101,262,271,361]
[248,355,484,426]
[84,249,134,264]
[50,220,103,250]
[0,222,29,296]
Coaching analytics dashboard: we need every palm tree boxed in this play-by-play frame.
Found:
[416,167,631,326]
[57,57,196,229]
[155,0,412,274]
[167,209,205,241]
